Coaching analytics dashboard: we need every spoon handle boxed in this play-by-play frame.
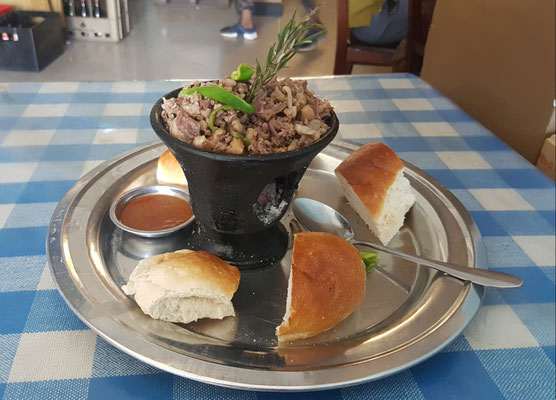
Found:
[352,241,523,288]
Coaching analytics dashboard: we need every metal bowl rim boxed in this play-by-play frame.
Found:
[47,140,486,391]
[108,184,195,238]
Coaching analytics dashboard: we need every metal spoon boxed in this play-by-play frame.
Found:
[292,198,523,288]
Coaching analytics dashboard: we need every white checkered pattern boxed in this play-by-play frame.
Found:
[0,204,15,229]
[393,98,435,111]
[38,82,80,93]
[513,236,556,267]
[37,264,58,291]
[93,128,139,144]
[103,104,144,116]
[9,331,97,382]
[331,100,366,113]
[80,160,105,177]
[313,78,351,91]
[0,163,38,183]
[464,305,540,350]
[470,189,535,211]
[437,151,491,169]
[413,122,459,137]
[111,81,147,93]
[379,78,414,89]
[23,104,69,118]
[340,124,382,139]
[2,130,55,147]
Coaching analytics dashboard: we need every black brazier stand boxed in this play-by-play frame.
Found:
[151,88,339,268]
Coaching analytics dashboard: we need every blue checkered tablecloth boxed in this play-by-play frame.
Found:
[0,74,554,399]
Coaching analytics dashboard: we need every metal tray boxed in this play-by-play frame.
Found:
[47,140,485,391]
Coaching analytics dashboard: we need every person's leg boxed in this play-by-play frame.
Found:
[351,0,408,46]
[298,0,326,51]
[240,8,254,29]
[220,0,258,39]
[239,0,255,28]
[299,0,323,24]
[300,0,315,13]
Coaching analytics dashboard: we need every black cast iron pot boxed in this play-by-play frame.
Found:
[150,87,339,268]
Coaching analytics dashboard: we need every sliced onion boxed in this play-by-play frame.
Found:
[258,101,287,116]
[283,86,293,110]
[295,124,317,136]
[268,119,278,136]
[253,92,265,112]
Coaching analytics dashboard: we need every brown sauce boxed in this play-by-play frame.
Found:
[120,194,193,231]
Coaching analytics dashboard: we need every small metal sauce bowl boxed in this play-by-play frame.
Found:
[109,185,195,238]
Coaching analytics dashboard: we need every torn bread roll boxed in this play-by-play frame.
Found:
[122,250,240,324]
[157,149,188,187]
[276,232,366,342]
[335,142,415,245]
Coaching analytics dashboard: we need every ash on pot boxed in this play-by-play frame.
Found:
[253,182,289,225]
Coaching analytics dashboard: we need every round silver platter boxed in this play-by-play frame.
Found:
[47,140,485,391]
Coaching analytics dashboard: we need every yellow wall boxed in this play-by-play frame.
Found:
[421,0,556,164]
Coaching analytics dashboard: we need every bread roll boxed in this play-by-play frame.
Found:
[335,142,415,245]
[157,149,187,186]
[276,232,366,342]
[122,250,240,324]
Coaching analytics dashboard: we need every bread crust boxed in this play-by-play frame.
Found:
[276,232,366,342]
[123,250,240,300]
[334,142,403,219]
[153,250,240,298]
[157,149,187,186]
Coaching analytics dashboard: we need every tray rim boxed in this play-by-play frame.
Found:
[47,140,485,391]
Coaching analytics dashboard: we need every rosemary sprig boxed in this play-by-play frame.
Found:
[245,10,327,103]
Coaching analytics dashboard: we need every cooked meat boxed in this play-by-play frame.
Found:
[161,77,333,155]
[168,113,200,141]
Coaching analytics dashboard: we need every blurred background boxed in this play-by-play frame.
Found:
[0,0,390,82]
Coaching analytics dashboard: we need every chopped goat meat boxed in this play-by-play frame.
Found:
[161,77,333,155]
[168,113,200,141]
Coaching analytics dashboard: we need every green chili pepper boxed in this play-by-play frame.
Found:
[208,105,233,131]
[179,85,255,114]
[360,251,377,271]
[231,130,251,148]
[231,63,254,82]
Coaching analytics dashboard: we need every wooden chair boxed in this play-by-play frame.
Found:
[405,0,436,74]
[333,0,396,74]
[334,0,435,75]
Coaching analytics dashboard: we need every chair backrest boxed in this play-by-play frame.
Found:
[335,0,404,74]
[406,0,435,74]
[335,0,433,75]
[421,0,556,163]
[333,0,352,74]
